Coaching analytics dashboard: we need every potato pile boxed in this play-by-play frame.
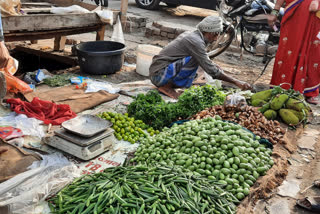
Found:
[251,88,310,126]
[191,105,285,145]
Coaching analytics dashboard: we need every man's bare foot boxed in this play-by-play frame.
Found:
[158,84,180,99]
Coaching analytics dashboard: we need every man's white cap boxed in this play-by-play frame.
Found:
[196,16,223,33]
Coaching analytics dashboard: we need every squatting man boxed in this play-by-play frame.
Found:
[149,16,252,99]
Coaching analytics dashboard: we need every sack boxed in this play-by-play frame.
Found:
[0,0,21,16]
[95,9,113,25]
[1,71,33,94]
[111,16,124,44]
[0,138,41,183]
[50,5,90,14]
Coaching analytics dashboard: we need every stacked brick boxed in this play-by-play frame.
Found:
[124,15,147,33]
[145,21,195,40]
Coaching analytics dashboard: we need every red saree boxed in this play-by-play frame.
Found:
[270,0,320,97]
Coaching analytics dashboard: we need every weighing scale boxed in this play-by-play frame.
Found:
[43,115,115,161]
[44,128,115,160]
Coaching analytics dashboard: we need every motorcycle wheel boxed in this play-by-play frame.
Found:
[207,24,235,59]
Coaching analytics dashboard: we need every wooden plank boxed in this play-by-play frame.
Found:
[120,0,129,29]
[54,36,67,51]
[2,13,103,32]
[21,2,55,7]
[44,0,99,11]
[22,8,52,14]
[4,25,103,42]
[15,45,78,66]
[96,25,106,41]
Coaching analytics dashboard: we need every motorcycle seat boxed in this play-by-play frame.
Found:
[243,14,269,23]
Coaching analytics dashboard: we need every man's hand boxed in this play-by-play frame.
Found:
[236,80,252,91]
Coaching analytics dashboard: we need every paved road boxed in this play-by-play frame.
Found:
[82,0,202,27]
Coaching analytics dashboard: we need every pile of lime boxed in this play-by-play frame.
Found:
[98,112,159,144]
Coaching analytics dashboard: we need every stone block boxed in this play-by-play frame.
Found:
[175,28,186,36]
[160,31,168,37]
[152,21,162,29]
[127,15,146,24]
[65,38,78,45]
[145,27,152,37]
[160,25,176,34]
[152,28,161,36]
[153,36,162,41]
[127,21,140,28]
[139,22,146,28]
[167,33,175,39]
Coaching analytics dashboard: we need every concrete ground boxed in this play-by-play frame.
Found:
[83,0,203,26]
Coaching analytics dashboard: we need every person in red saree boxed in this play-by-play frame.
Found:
[267,0,320,104]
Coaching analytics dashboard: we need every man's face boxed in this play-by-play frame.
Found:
[207,32,219,43]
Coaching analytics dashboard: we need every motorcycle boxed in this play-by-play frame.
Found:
[207,0,284,67]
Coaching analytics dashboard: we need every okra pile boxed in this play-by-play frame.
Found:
[48,165,238,214]
[132,117,273,200]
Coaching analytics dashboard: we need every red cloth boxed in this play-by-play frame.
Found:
[6,97,77,125]
[270,0,320,97]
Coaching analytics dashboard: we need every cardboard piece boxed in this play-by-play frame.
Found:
[0,139,41,183]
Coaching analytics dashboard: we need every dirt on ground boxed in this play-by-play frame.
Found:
[237,127,304,213]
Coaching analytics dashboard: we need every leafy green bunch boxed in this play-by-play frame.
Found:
[178,85,226,118]
[127,85,226,130]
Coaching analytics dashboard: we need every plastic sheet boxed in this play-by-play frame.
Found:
[111,16,124,44]
[224,93,247,107]
[203,71,222,88]
[0,127,23,140]
[85,80,120,94]
[50,5,89,14]
[0,153,80,214]
[95,9,113,25]
[0,113,45,139]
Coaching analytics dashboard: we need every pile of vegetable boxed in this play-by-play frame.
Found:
[127,85,226,130]
[133,117,274,199]
[191,105,285,145]
[251,86,310,126]
[98,112,158,143]
[43,74,73,87]
[48,165,238,214]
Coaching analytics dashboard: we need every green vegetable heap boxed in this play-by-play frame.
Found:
[98,112,159,144]
[43,74,73,87]
[251,86,310,126]
[48,165,238,214]
[127,85,226,130]
[133,117,274,200]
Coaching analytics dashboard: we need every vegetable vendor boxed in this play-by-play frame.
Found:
[149,16,252,99]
